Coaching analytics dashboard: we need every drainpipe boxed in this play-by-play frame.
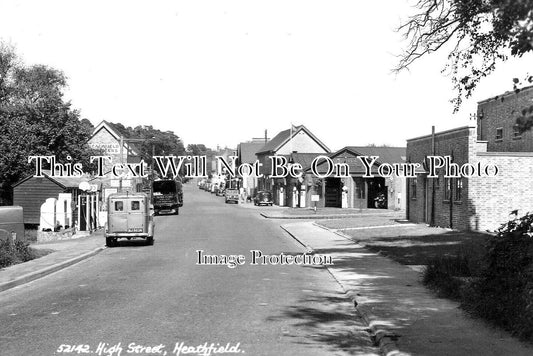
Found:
[449,150,454,229]
[431,126,435,226]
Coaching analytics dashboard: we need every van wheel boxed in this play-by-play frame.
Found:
[106,236,116,247]
[146,236,154,246]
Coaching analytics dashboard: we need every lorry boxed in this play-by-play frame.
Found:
[152,178,182,215]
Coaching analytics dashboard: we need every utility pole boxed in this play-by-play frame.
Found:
[118,136,148,193]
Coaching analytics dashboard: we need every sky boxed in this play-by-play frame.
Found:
[0,0,531,152]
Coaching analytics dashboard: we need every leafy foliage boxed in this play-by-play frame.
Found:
[0,239,36,268]
[396,0,533,111]
[0,42,97,203]
[106,123,186,164]
[186,144,210,156]
[422,254,474,300]
[462,212,533,341]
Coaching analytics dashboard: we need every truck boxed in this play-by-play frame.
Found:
[152,179,182,215]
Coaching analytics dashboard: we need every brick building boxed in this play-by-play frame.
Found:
[88,121,142,172]
[306,146,406,210]
[87,120,144,199]
[477,85,533,152]
[256,125,330,206]
[237,138,269,196]
[407,86,533,231]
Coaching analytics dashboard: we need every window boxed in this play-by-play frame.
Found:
[513,125,522,140]
[444,178,452,201]
[454,179,463,202]
[495,127,503,141]
[114,201,124,211]
[131,201,140,211]
[410,178,417,199]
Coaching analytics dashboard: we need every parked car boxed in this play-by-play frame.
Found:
[105,192,155,247]
[198,179,206,189]
[225,188,240,204]
[254,191,273,206]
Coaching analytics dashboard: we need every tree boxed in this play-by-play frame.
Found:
[130,125,186,161]
[395,0,533,111]
[102,123,186,164]
[0,42,97,203]
[186,144,209,156]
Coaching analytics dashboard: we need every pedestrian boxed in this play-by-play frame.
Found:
[239,186,245,203]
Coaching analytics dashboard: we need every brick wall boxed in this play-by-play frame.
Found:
[88,128,127,172]
[406,127,475,230]
[478,85,533,152]
[408,125,533,231]
[468,152,533,231]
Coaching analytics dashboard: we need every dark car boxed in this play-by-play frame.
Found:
[254,191,273,206]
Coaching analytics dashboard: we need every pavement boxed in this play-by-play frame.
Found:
[281,221,533,356]
[0,230,105,293]
[236,202,406,220]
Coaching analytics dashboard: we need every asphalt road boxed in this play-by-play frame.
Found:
[0,184,377,356]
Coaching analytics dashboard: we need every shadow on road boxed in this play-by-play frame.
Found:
[266,285,379,355]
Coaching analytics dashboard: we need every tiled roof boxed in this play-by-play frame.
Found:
[12,174,89,189]
[257,127,295,154]
[257,125,330,154]
[307,146,406,175]
[239,141,266,163]
[344,146,406,164]
[93,120,141,155]
[281,152,326,170]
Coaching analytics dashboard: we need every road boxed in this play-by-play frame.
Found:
[0,184,378,356]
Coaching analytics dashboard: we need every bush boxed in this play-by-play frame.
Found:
[0,239,36,268]
[0,239,16,268]
[14,240,35,262]
[462,213,533,341]
[422,254,474,300]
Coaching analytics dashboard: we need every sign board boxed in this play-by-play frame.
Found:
[311,195,320,202]
[88,142,120,154]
